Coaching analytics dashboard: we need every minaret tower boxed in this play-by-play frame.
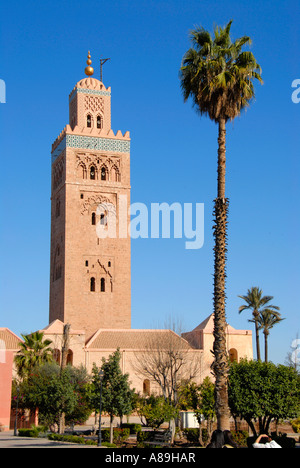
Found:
[49,53,131,339]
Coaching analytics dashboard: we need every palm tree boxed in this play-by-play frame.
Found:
[179,20,262,430]
[15,331,53,379]
[255,309,284,363]
[238,286,280,361]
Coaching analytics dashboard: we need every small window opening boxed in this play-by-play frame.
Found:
[90,166,96,180]
[101,167,106,181]
[87,114,92,128]
[101,277,105,292]
[100,213,105,225]
[97,115,102,129]
[92,212,96,225]
[90,277,96,292]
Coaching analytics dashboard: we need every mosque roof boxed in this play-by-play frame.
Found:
[86,328,193,351]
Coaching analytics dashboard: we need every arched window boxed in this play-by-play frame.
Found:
[87,114,92,128]
[53,349,60,365]
[92,212,96,225]
[66,350,73,365]
[143,379,150,396]
[90,166,96,180]
[97,115,102,129]
[90,277,96,292]
[100,212,108,226]
[100,277,105,292]
[101,166,107,181]
[229,348,238,363]
[111,166,120,182]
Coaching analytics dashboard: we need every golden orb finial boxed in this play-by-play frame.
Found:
[85,51,94,76]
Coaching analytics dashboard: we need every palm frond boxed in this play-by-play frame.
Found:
[179,20,262,122]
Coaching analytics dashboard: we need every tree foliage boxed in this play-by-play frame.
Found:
[238,286,281,361]
[228,359,300,436]
[92,349,135,443]
[178,377,215,444]
[179,19,263,123]
[136,394,178,429]
[14,331,54,379]
[12,363,93,429]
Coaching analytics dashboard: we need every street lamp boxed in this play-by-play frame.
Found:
[14,385,20,436]
[97,369,104,447]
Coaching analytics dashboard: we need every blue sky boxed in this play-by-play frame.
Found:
[0,0,299,365]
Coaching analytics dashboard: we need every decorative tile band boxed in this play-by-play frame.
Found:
[69,87,111,103]
[52,134,130,164]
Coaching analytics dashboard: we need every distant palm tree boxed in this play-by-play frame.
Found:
[255,309,284,363]
[15,331,53,379]
[180,20,262,430]
[238,287,280,361]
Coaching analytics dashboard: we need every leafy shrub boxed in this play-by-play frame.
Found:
[183,427,209,445]
[120,423,142,434]
[18,427,40,438]
[48,433,97,445]
[137,430,155,444]
[231,430,249,447]
[18,425,47,438]
[101,427,130,444]
[291,417,300,434]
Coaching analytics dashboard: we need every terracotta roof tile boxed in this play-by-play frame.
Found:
[87,329,192,350]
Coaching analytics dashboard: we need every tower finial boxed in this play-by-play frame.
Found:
[85,51,94,76]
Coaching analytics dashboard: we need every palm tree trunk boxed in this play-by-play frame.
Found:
[264,330,268,363]
[253,312,261,361]
[212,117,231,431]
[217,118,226,199]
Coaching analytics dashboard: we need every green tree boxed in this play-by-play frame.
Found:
[179,20,262,431]
[14,363,93,430]
[14,331,53,379]
[179,378,215,445]
[256,310,285,363]
[136,394,178,429]
[238,287,280,361]
[95,349,135,443]
[228,359,300,437]
[21,363,76,428]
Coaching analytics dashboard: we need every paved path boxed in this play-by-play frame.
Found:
[0,430,98,448]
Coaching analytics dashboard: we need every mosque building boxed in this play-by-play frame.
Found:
[0,53,252,430]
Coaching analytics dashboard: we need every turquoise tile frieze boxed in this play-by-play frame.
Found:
[52,134,130,164]
[69,87,111,103]
[51,137,66,164]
